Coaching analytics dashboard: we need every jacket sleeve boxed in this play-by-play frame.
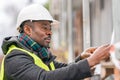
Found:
[4,50,92,80]
[53,61,68,68]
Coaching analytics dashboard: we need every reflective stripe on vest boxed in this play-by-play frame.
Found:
[0,45,55,80]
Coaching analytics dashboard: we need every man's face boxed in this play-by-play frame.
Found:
[29,20,52,48]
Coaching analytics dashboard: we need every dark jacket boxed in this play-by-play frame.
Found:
[2,36,92,80]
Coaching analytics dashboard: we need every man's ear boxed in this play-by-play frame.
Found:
[23,25,32,36]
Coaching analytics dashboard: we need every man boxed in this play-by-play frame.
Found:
[0,4,111,80]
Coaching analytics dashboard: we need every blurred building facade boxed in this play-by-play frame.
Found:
[50,0,113,59]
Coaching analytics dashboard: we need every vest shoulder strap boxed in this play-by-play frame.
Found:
[8,45,55,71]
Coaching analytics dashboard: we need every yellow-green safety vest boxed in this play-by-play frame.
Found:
[0,45,55,80]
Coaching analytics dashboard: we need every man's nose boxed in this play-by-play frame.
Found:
[46,30,52,35]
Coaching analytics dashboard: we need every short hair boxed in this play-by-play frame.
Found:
[17,20,33,33]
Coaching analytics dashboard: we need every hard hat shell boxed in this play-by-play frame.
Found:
[16,4,56,28]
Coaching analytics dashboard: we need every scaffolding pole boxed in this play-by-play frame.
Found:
[61,0,67,47]
[67,0,74,63]
[82,0,91,50]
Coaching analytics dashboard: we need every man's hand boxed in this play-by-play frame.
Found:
[80,47,97,59]
[87,44,112,67]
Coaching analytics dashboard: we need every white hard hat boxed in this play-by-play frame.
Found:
[16,4,57,28]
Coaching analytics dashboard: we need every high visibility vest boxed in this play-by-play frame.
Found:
[0,45,55,80]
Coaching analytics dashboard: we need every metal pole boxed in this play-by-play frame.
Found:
[61,0,66,47]
[67,0,74,63]
[82,0,91,50]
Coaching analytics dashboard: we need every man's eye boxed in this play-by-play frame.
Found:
[43,27,48,30]
[43,24,51,29]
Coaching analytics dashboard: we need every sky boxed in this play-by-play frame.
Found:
[0,0,48,55]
